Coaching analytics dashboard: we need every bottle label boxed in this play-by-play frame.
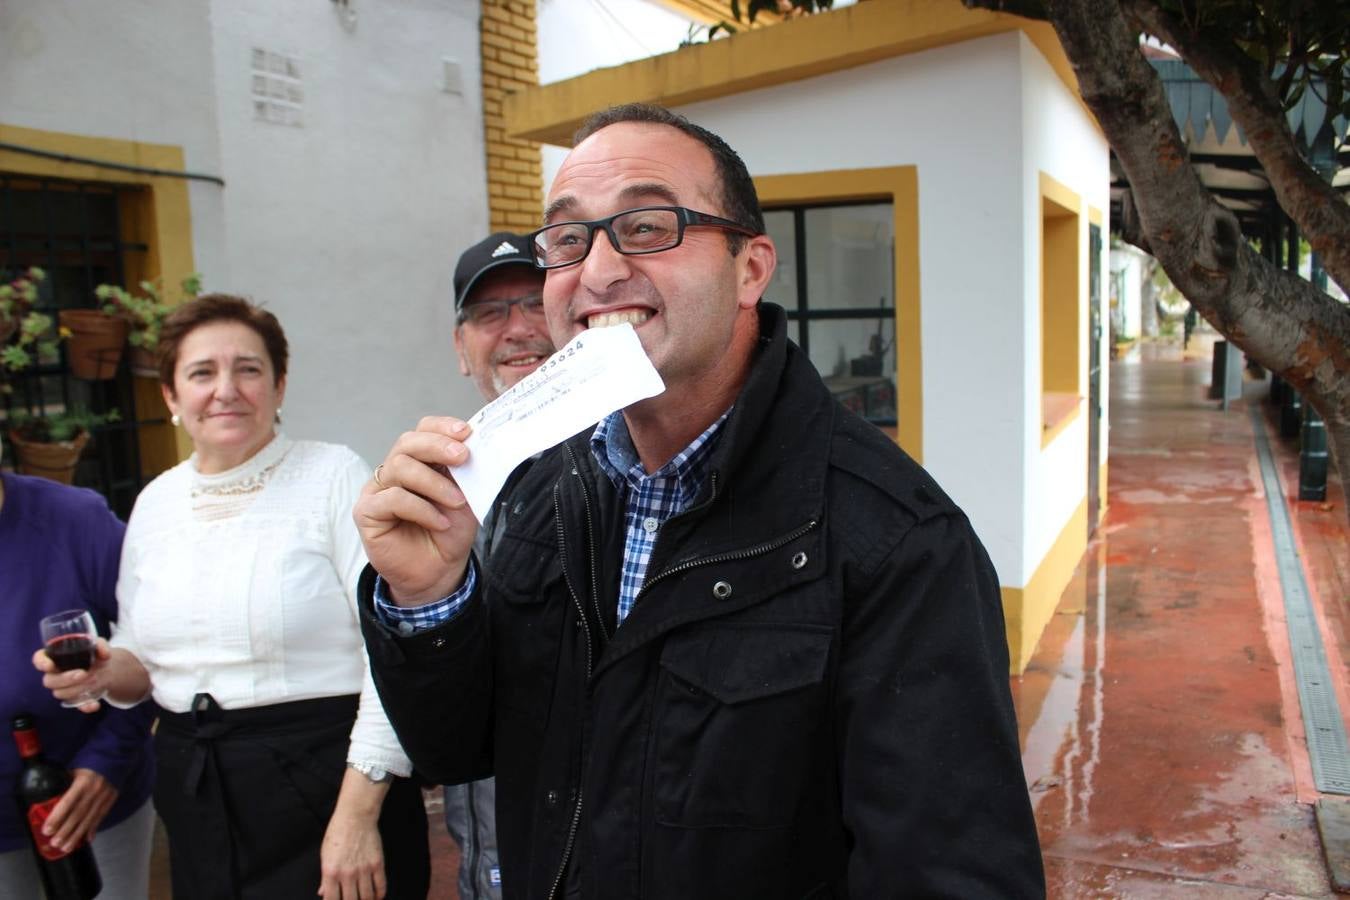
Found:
[13,729,40,758]
[26,797,73,861]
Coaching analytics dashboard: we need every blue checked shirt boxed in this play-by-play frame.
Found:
[590,407,729,624]
[375,409,730,631]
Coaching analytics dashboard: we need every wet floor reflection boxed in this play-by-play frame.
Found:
[1011,347,1334,897]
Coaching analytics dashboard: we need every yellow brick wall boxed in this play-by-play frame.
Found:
[481,1,542,233]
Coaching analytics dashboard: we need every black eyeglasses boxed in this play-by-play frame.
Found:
[528,206,760,270]
[457,294,545,329]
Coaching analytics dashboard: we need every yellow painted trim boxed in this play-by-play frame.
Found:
[1001,495,1088,674]
[1039,170,1080,214]
[1039,394,1082,449]
[0,123,197,471]
[1088,204,1103,227]
[754,167,922,463]
[1039,171,1080,441]
[504,0,1086,146]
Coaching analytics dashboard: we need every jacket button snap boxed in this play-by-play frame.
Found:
[712,580,733,599]
[431,636,447,649]
[791,551,808,570]
[545,790,559,807]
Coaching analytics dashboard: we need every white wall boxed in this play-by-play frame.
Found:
[0,0,230,284]
[2,0,490,467]
[1017,33,1111,577]
[537,0,695,192]
[673,32,1033,584]
[206,0,487,464]
[1111,244,1148,341]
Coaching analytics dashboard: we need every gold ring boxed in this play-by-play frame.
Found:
[373,464,387,489]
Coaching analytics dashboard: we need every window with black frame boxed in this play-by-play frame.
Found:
[762,202,897,429]
[0,175,149,518]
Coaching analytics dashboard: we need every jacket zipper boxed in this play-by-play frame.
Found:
[549,479,594,900]
[635,514,820,603]
[565,444,610,642]
[546,468,819,898]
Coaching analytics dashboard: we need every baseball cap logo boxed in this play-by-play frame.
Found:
[490,241,520,258]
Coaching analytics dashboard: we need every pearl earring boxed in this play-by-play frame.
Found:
[171,414,181,427]
[274,407,283,425]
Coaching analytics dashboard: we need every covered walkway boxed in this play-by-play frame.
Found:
[1017,338,1349,897]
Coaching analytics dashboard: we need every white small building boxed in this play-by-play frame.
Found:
[511,0,1111,671]
[1111,242,1152,342]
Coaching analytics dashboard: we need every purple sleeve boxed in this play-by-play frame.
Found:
[66,503,155,788]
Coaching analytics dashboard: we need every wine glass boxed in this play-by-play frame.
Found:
[39,610,106,708]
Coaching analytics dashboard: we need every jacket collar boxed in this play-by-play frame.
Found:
[705,302,832,529]
[554,304,836,670]
[562,302,832,537]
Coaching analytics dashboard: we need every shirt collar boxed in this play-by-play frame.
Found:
[590,408,731,494]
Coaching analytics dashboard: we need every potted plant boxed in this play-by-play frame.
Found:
[0,268,61,392]
[96,273,201,377]
[6,407,119,485]
[59,304,128,381]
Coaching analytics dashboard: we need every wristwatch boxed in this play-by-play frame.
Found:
[348,761,394,784]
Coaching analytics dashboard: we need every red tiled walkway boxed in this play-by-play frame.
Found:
[1014,340,1347,897]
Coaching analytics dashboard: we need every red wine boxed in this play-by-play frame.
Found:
[11,715,103,900]
[45,636,95,672]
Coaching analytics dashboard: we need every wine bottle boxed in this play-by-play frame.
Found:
[11,714,103,899]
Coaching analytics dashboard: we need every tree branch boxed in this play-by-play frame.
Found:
[1124,0,1350,295]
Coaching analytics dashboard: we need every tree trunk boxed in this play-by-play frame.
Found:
[966,0,1350,517]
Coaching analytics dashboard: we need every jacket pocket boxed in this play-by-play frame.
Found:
[654,623,831,829]
[485,533,567,719]
[483,532,560,606]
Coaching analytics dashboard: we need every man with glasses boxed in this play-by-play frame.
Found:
[356,104,1043,897]
[442,231,552,899]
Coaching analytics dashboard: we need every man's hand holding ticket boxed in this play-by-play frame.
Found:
[356,323,664,606]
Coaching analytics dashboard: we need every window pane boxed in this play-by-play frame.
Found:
[803,204,896,426]
[803,204,893,313]
[761,210,802,345]
[813,317,896,426]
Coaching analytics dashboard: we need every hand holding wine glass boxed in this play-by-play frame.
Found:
[35,610,108,710]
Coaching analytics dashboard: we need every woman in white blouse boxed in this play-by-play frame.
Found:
[37,294,429,899]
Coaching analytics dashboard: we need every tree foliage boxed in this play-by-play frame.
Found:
[1165,0,1349,124]
[730,0,836,26]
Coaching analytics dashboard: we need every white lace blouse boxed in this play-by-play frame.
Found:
[112,434,411,776]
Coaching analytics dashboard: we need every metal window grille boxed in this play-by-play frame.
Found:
[0,174,152,518]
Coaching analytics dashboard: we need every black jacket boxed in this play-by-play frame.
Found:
[361,304,1044,899]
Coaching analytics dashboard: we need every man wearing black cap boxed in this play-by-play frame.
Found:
[444,231,551,899]
[452,231,553,403]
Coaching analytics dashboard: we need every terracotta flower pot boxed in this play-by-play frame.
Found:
[129,345,158,378]
[59,309,127,380]
[7,428,90,485]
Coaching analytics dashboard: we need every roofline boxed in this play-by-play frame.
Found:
[504,0,1085,146]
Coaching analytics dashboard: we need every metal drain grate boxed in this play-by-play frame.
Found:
[1251,405,1350,795]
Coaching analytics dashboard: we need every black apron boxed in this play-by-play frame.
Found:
[154,693,429,899]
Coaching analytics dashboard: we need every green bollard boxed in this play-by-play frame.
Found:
[1298,405,1328,501]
